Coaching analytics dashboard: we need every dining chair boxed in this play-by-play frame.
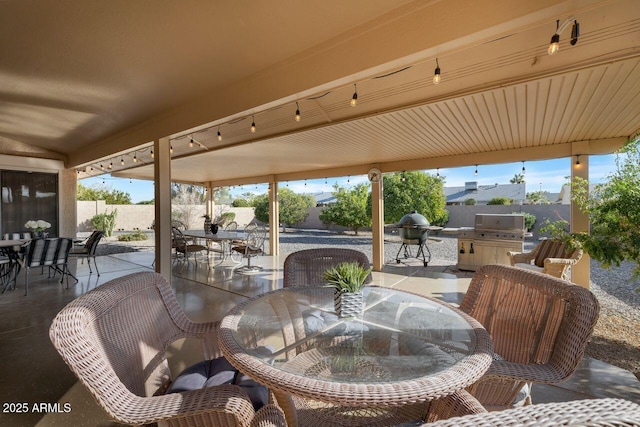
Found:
[69,230,104,276]
[231,225,266,272]
[23,237,75,295]
[171,227,208,265]
[282,248,372,288]
[423,398,640,426]
[459,264,600,411]
[49,271,287,427]
[508,238,583,280]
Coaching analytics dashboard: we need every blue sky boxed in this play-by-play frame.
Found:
[81,154,620,204]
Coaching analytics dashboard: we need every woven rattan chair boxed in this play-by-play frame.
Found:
[508,238,582,280]
[49,271,286,427]
[460,264,600,411]
[423,398,640,426]
[282,248,372,288]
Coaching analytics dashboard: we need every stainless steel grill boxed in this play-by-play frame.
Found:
[457,214,525,271]
[393,211,432,266]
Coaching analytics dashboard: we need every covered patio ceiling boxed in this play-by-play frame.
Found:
[1,0,639,184]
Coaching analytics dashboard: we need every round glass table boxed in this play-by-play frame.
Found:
[218,286,493,426]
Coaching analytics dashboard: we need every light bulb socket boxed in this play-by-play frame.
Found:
[433,66,441,84]
[570,20,579,45]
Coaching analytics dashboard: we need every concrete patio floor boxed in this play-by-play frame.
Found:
[0,251,638,426]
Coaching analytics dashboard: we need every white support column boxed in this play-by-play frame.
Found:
[154,137,172,283]
[269,181,279,256]
[371,178,384,271]
[206,187,214,219]
[570,153,590,288]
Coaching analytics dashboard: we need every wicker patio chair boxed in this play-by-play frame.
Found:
[49,271,286,427]
[460,264,600,411]
[508,238,583,280]
[423,398,640,426]
[282,248,372,288]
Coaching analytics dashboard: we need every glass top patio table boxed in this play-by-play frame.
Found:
[218,286,493,407]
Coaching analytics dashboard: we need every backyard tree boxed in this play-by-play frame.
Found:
[527,191,550,204]
[510,173,525,184]
[487,197,512,205]
[77,183,132,204]
[319,183,371,234]
[253,188,315,230]
[565,138,640,278]
[171,183,205,229]
[376,171,448,226]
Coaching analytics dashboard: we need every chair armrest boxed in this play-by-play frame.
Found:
[177,320,224,359]
[544,257,579,266]
[117,384,258,425]
[250,404,287,427]
[484,359,568,384]
[508,252,533,264]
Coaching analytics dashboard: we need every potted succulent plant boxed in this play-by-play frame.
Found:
[324,262,371,318]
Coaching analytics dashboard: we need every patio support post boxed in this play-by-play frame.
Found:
[269,181,279,256]
[206,186,213,219]
[154,137,172,283]
[570,151,590,288]
[371,177,384,271]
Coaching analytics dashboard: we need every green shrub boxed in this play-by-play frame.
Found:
[487,197,512,205]
[464,198,477,205]
[216,212,236,226]
[232,198,250,207]
[117,230,148,241]
[90,209,117,237]
[512,212,537,231]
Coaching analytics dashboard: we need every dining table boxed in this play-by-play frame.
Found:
[0,239,29,293]
[218,285,493,426]
[183,229,248,265]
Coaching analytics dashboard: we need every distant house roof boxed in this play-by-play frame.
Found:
[314,192,336,205]
[444,182,526,205]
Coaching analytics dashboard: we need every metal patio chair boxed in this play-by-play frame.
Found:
[69,230,104,276]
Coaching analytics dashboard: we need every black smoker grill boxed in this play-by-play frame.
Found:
[394,210,432,266]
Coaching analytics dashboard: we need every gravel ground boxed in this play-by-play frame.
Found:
[99,229,640,379]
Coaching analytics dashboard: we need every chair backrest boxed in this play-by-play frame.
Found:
[49,272,190,413]
[283,248,372,288]
[460,264,599,370]
[246,225,267,252]
[171,226,188,247]
[84,230,104,255]
[25,238,73,268]
[3,232,31,240]
[533,238,577,267]
[225,221,238,231]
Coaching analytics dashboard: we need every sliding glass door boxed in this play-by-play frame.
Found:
[1,170,58,237]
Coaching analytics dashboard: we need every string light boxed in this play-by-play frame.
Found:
[100,163,104,170]
[189,137,194,148]
[250,115,256,133]
[548,17,579,55]
[108,162,113,169]
[150,150,154,158]
[170,145,173,154]
[133,152,138,163]
[351,84,358,107]
[295,102,301,122]
[433,58,441,84]
[217,126,222,141]
[436,168,440,178]
[548,21,560,55]
[121,157,125,166]
[575,155,581,166]
[522,161,526,174]
[474,165,478,176]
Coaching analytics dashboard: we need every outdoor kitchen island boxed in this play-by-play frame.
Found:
[449,214,526,271]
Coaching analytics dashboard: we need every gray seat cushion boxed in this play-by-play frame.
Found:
[167,357,269,411]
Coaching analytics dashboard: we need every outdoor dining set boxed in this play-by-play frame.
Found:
[0,230,104,296]
[46,244,640,426]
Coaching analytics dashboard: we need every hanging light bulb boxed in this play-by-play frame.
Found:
[90,166,94,172]
[133,153,138,163]
[217,126,222,141]
[102,178,105,184]
[100,164,104,171]
[170,145,174,154]
[436,168,440,178]
[474,165,478,176]
[295,102,301,122]
[522,161,526,174]
[433,58,441,84]
[150,150,154,158]
[108,162,113,169]
[129,178,132,184]
[189,137,194,148]
[351,84,358,107]
[250,115,256,133]
[575,155,581,166]
[121,157,125,166]
[548,20,560,55]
